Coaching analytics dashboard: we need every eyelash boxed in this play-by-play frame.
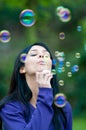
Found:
[30,54,37,56]
[30,53,50,57]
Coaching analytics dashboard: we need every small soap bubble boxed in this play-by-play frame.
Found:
[59,52,65,57]
[57,67,63,73]
[20,53,27,63]
[0,30,11,43]
[71,65,79,73]
[57,52,65,62]
[54,93,66,108]
[51,69,56,75]
[65,61,71,67]
[59,61,64,67]
[20,9,36,27]
[44,54,50,64]
[56,6,64,16]
[77,26,82,32]
[55,51,59,58]
[57,66,65,73]
[44,54,50,59]
[59,32,65,40]
[58,57,65,62]
[62,67,65,72]
[75,52,80,58]
[59,8,71,22]
[58,80,64,86]
[67,72,72,77]
[56,6,71,22]
[52,59,57,65]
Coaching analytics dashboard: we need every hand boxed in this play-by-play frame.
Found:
[36,70,53,88]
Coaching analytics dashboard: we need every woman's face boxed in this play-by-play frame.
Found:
[23,45,52,75]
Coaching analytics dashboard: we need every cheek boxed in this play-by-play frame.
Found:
[49,60,52,69]
[47,60,52,69]
[25,59,37,73]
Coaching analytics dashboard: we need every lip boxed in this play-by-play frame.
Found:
[37,61,46,65]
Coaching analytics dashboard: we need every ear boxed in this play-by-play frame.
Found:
[19,66,26,74]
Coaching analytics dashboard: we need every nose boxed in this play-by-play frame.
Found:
[38,53,44,58]
[39,55,44,58]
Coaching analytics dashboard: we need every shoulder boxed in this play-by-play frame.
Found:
[62,101,72,124]
[63,101,72,113]
[0,99,25,115]
[63,101,72,129]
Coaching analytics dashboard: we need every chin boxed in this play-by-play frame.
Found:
[38,68,51,72]
[36,67,45,72]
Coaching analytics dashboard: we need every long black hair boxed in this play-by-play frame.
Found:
[0,42,67,130]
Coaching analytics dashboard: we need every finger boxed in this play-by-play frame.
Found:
[36,71,44,83]
[47,74,53,82]
[43,73,53,81]
[42,70,51,75]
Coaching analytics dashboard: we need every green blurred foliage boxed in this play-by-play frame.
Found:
[0,0,86,119]
[73,118,86,130]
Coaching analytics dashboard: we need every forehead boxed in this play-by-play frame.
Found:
[29,45,48,52]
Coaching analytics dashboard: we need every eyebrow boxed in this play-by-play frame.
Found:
[30,49,38,51]
[30,49,48,52]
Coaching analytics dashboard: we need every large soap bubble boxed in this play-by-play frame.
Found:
[20,9,36,27]
[54,93,66,107]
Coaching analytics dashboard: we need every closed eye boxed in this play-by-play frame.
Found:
[29,52,38,56]
[30,54,37,56]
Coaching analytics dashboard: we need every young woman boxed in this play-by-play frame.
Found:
[0,42,72,130]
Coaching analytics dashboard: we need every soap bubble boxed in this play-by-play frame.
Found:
[57,67,63,73]
[0,30,11,43]
[71,65,79,73]
[52,59,57,65]
[51,69,56,75]
[58,80,64,86]
[20,9,36,27]
[77,26,82,32]
[55,51,59,57]
[54,93,66,107]
[59,8,71,22]
[56,6,64,15]
[57,52,65,62]
[56,6,71,22]
[20,53,27,63]
[67,72,72,77]
[65,61,71,67]
[57,66,65,73]
[75,52,80,58]
[44,54,50,65]
[59,32,65,40]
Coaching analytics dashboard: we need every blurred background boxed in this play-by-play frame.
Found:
[0,0,86,129]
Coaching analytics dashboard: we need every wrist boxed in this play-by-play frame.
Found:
[38,84,52,88]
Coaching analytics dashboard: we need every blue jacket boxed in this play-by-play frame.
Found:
[0,88,72,130]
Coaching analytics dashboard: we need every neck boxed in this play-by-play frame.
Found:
[25,74,39,108]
